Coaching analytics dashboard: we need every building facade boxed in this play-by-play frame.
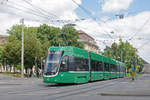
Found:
[142,60,150,74]
[78,30,99,53]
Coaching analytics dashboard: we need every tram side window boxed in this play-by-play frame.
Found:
[110,64,114,72]
[104,63,109,72]
[68,56,76,71]
[91,60,95,71]
[114,65,117,72]
[99,62,103,71]
[74,58,82,71]
[91,60,98,71]
[68,56,89,71]
[118,65,120,72]
[60,56,68,72]
[120,66,122,72]
[122,67,123,72]
[110,64,112,72]
[77,58,89,71]
[116,65,119,72]
[95,61,100,71]
[82,59,89,71]
[120,66,124,72]
[91,60,103,71]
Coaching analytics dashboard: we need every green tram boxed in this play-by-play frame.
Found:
[43,46,125,84]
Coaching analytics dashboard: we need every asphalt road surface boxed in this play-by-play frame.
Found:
[0,74,150,100]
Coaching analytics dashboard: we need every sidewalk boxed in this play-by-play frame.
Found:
[0,74,19,80]
[0,74,43,85]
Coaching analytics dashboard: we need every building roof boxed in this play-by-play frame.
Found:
[78,30,94,40]
[78,30,99,50]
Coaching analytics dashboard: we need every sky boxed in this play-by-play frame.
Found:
[0,0,150,63]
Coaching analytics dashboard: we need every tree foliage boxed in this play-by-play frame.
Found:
[2,24,83,72]
[103,38,144,73]
[61,26,84,48]
[3,35,21,66]
[24,32,42,69]
[37,24,84,48]
[37,24,62,46]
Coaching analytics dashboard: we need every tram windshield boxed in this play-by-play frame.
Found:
[44,51,63,75]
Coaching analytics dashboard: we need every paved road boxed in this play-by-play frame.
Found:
[0,74,150,100]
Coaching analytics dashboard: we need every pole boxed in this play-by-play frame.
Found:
[21,19,24,78]
[121,51,123,62]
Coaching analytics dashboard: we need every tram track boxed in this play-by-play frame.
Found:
[0,83,57,95]
[21,79,116,95]
[9,79,120,97]
[1,78,124,99]
[43,81,119,100]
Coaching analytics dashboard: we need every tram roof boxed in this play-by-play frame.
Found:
[49,46,89,59]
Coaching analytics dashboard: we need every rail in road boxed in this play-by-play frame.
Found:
[1,75,150,100]
[0,78,125,100]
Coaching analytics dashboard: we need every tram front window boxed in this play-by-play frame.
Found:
[44,51,63,75]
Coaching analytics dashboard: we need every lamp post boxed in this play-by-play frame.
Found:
[21,18,24,78]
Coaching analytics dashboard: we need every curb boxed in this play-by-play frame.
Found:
[98,91,150,96]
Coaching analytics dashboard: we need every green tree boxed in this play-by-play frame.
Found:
[40,37,50,58]
[136,57,144,72]
[3,35,21,72]
[24,32,42,70]
[37,24,63,46]
[103,38,143,73]
[3,24,84,74]
[7,25,22,39]
[37,25,84,55]
[5,25,42,72]
[61,26,84,48]
[103,46,113,58]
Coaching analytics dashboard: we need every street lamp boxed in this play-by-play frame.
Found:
[115,14,124,19]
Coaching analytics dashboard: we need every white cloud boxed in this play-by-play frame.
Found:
[102,0,133,13]
[75,11,150,63]
[0,13,20,35]
[0,0,150,63]
[0,0,81,34]
[107,11,150,41]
